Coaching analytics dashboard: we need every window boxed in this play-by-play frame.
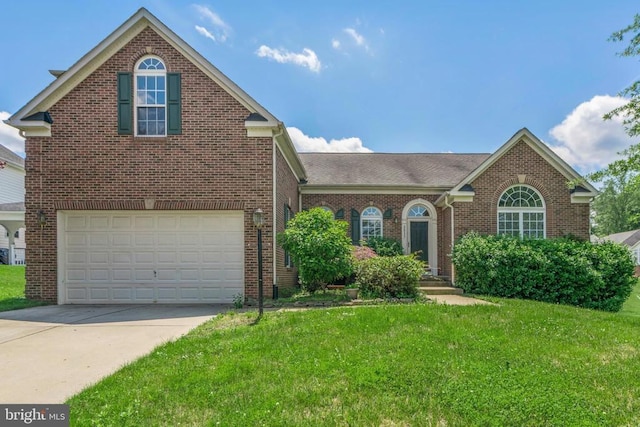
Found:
[319,206,334,218]
[135,57,166,136]
[497,185,545,238]
[408,204,429,217]
[361,207,383,240]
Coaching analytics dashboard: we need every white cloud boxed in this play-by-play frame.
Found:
[255,46,321,73]
[344,28,369,51]
[192,4,231,42]
[332,27,371,54]
[287,127,372,152]
[0,112,25,156]
[547,95,635,173]
[195,25,216,42]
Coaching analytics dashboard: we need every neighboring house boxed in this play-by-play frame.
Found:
[602,229,640,276]
[0,143,26,265]
[5,8,597,304]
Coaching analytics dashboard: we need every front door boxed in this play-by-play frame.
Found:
[410,221,428,262]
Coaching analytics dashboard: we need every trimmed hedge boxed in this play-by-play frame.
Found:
[355,255,425,298]
[451,232,636,312]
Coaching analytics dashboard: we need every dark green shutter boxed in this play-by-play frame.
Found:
[383,208,393,219]
[335,208,344,219]
[167,73,181,135]
[350,209,360,245]
[117,72,132,134]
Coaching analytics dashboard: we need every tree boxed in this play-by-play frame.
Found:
[591,170,640,235]
[603,14,640,138]
[585,15,640,234]
[277,207,353,293]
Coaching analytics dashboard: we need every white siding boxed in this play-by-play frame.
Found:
[0,163,25,204]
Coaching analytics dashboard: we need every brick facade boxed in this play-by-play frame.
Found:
[16,11,593,302]
[24,28,277,302]
[275,148,301,291]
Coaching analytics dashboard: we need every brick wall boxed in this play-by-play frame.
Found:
[24,27,275,302]
[274,147,300,290]
[447,139,590,278]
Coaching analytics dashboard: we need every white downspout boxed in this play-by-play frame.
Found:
[443,193,455,283]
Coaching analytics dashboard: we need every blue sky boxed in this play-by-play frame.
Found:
[1,1,639,175]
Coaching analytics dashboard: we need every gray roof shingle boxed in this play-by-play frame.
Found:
[298,153,490,187]
[603,229,640,247]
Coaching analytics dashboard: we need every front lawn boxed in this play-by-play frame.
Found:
[68,300,640,426]
[620,278,640,317]
[0,265,46,312]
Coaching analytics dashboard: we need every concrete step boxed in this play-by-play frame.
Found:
[418,286,464,296]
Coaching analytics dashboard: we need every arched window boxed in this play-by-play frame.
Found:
[361,207,383,240]
[319,206,334,215]
[408,204,429,217]
[135,57,166,136]
[497,185,545,238]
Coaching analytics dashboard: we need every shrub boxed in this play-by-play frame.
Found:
[277,208,353,293]
[352,245,377,262]
[354,255,425,298]
[452,232,636,312]
[363,236,404,257]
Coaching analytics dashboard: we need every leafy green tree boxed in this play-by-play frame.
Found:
[603,14,640,139]
[585,15,640,234]
[591,171,640,235]
[277,207,353,293]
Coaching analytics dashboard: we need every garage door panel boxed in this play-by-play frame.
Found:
[157,287,178,301]
[179,217,200,230]
[61,211,244,303]
[89,269,109,281]
[67,269,87,281]
[89,233,109,246]
[89,287,109,300]
[112,234,132,246]
[135,252,154,263]
[134,216,155,229]
[113,269,132,280]
[133,287,154,299]
[135,234,155,246]
[112,287,133,300]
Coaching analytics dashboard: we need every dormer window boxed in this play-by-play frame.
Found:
[135,57,166,136]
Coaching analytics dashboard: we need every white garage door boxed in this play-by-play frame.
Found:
[59,211,244,304]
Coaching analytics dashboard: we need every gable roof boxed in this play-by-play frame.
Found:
[0,143,24,168]
[437,127,598,204]
[7,8,277,129]
[4,7,306,179]
[602,229,640,247]
[299,152,489,190]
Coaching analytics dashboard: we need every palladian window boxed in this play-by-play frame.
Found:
[497,185,545,238]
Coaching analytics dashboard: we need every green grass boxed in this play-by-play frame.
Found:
[0,265,46,312]
[620,278,640,317]
[68,300,640,426]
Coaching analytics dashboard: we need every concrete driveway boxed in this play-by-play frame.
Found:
[0,304,226,403]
